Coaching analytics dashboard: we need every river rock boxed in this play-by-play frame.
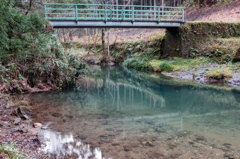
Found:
[77,134,88,140]
[33,123,42,128]
[188,139,194,145]
[41,126,48,130]
[11,109,18,116]
[0,121,3,127]
[223,143,232,147]
[90,141,100,150]
[168,149,182,158]
[17,106,31,120]
[224,152,235,158]
[20,128,28,133]
[83,140,92,144]
[147,150,164,158]
[13,118,21,125]
[17,106,31,115]
[123,145,132,151]
[129,142,139,148]
[195,135,206,141]
[112,140,120,146]
[169,142,177,149]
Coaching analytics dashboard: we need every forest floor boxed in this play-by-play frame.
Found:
[185,0,240,22]
[0,95,51,158]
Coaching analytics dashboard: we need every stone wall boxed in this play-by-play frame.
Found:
[164,22,240,58]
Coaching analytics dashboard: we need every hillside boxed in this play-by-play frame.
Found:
[185,1,240,22]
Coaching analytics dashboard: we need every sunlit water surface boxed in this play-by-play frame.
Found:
[28,66,240,159]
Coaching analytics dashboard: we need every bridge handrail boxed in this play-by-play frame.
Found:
[44,3,185,23]
[43,3,185,9]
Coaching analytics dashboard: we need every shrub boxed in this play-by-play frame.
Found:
[0,0,86,92]
[0,142,28,158]
[159,63,174,72]
[206,67,233,80]
[123,58,153,71]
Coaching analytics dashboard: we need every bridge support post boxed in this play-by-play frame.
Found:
[163,28,182,57]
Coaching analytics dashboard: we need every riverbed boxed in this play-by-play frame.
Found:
[28,65,240,159]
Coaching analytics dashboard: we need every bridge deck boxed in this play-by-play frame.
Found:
[44,3,184,28]
[51,20,182,28]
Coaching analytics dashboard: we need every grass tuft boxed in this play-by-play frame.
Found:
[206,67,233,79]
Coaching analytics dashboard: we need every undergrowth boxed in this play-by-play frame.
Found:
[0,0,86,93]
[0,142,28,159]
[150,57,209,72]
[206,66,234,80]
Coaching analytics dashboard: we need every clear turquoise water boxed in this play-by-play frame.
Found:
[29,66,240,159]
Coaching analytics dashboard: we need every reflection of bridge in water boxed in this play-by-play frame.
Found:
[83,113,183,139]
[80,76,165,110]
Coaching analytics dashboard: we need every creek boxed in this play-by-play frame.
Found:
[28,65,240,159]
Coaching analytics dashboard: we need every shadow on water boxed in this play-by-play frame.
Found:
[29,65,240,159]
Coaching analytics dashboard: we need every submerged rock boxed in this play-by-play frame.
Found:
[169,142,177,149]
[224,152,235,158]
[123,145,132,151]
[112,140,120,146]
[78,134,88,140]
[195,135,206,141]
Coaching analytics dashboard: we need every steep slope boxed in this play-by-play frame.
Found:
[185,1,240,22]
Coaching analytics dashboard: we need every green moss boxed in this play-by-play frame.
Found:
[206,67,233,79]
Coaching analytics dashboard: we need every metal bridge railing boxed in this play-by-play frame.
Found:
[44,3,185,23]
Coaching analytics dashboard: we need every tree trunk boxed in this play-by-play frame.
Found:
[108,31,110,57]
[102,28,105,56]
[101,28,108,64]
[162,0,164,12]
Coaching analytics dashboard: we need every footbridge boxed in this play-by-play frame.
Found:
[44,3,185,28]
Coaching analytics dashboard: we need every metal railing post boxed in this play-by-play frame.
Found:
[75,5,78,21]
[147,12,149,21]
[122,6,124,20]
[132,6,134,21]
[158,7,160,22]
[44,4,47,19]
[105,5,107,21]
[110,7,112,20]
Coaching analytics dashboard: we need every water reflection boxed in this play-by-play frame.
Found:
[44,130,108,159]
[29,66,240,159]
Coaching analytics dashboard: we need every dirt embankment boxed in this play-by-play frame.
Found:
[0,95,50,158]
[185,1,240,22]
